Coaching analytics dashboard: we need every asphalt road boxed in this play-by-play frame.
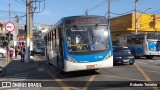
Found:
[0,55,160,90]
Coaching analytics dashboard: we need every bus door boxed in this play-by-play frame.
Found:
[59,26,64,69]
[55,26,64,69]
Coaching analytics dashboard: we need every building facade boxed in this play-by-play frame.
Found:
[0,22,6,47]
[110,13,160,42]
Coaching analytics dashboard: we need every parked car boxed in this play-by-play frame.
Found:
[0,47,6,58]
[113,46,135,65]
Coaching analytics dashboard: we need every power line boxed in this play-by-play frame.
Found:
[14,0,25,5]
[151,9,160,14]
[105,10,134,17]
[87,0,107,12]
[32,0,46,13]
[0,10,25,13]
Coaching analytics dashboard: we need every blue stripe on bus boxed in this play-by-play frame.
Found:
[148,41,160,51]
[63,39,112,63]
[67,51,110,63]
[128,47,144,54]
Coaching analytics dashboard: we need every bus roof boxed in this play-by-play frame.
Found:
[42,15,107,39]
[62,15,106,19]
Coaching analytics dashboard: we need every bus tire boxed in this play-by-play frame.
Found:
[129,63,134,65]
[0,53,3,58]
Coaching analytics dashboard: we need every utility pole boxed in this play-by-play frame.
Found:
[6,0,11,64]
[26,0,33,63]
[14,15,19,46]
[135,0,138,33]
[9,0,11,22]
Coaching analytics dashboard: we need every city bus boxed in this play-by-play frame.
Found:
[33,39,45,55]
[43,15,113,72]
[116,32,160,59]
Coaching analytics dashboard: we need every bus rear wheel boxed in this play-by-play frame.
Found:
[146,56,154,59]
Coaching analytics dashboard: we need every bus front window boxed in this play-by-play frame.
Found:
[66,25,110,53]
[37,42,44,48]
[147,33,160,40]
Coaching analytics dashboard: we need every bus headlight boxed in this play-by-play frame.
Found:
[68,56,77,63]
[105,52,111,60]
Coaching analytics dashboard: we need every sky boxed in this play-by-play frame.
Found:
[0,0,160,26]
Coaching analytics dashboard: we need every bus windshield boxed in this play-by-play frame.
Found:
[147,33,160,40]
[37,41,44,48]
[66,25,110,53]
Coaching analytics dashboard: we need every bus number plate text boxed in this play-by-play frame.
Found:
[86,65,95,69]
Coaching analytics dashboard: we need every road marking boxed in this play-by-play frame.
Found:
[134,63,159,90]
[46,70,70,90]
[82,69,101,90]
[82,75,96,90]
[46,65,82,90]
[113,67,160,74]
[114,67,139,71]
[134,63,152,81]
[97,74,144,81]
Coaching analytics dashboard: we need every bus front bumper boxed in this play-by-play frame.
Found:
[63,56,113,72]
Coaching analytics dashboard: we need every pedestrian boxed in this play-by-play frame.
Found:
[21,48,25,62]
[14,45,18,59]
[9,46,14,60]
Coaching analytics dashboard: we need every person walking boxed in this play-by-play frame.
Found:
[21,48,25,62]
[9,46,14,60]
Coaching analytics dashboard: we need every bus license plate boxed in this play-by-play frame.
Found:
[123,60,129,62]
[86,65,95,69]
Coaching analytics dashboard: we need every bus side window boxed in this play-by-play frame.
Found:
[134,37,143,44]
[55,28,59,51]
[131,38,135,44]
[127,38,132,45]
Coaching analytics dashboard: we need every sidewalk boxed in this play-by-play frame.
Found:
[0,55,39,75]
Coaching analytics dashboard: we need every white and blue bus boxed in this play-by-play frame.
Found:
[33,39,45,55]
[43,15,113,72]
[116,32,160,59]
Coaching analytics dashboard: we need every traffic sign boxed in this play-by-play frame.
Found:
[5,22,15,32]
